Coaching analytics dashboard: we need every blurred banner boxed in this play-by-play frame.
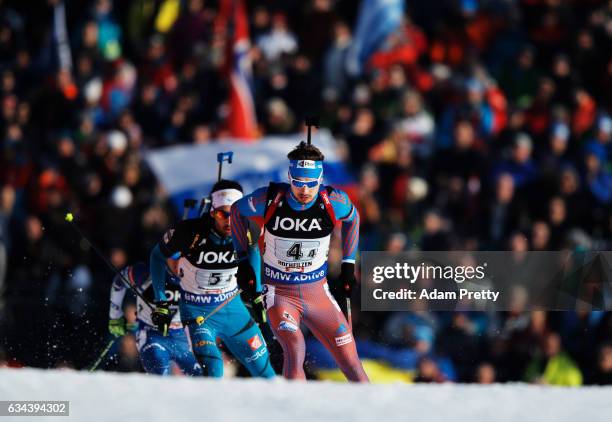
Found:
[361,251,612,311]
[347,0,405,76]
[145,130,356,214]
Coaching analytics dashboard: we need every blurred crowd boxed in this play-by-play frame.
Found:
[0,0,611,385]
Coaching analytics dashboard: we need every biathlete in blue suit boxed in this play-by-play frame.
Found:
[108,262,202,376]
[149,180,275,378]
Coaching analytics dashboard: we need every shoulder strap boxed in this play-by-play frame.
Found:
[319,186,338,226]
[263,182,285,227]
[259,182,285,253]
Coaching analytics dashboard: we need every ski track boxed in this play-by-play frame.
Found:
[0,368,611,422]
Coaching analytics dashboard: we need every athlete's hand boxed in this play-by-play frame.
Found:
[243,293,267,325]
[108,317,126,337]
[236,258,266,324]
[340,262,357,297]
[151,302,172,336]
[251,294,267,324]
[236,258,257,295]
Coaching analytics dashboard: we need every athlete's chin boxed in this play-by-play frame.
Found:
[297,195,313,203]
[223,226,231,235]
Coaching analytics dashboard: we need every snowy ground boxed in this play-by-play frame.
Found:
[0,368,611,422]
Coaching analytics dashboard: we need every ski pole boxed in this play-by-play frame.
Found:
[346,297,352,329]
[199,289,243,326]
[89,338,116,372]
[64,212,155,310]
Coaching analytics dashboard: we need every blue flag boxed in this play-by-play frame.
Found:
[347,0,405,76]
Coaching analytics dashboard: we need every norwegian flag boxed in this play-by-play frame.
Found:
[219,0,258,141]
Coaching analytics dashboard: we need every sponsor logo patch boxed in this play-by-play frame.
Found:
[283,311,297,324]
[297,160,316,169]
[335,324,348,335]
[194,340,216,348]
[329,191,347,204]
[278,321,298,332]
[194,326,212,337]
[271,217,322,232]
[196,250,236,264]
[335,333,353,347]
[264,267,326,283]
[245,348,267,363]
[247,334,263,350]
[195,316,205,325]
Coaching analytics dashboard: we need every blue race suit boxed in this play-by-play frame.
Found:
[109,263,201,375]
[150,216,275,378]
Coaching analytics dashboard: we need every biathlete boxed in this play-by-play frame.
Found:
[231,141,369,382]
[108,262,202,375]
[149,180,275,378]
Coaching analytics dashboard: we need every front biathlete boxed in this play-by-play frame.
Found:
[231,141,369,382]
[149,180,275,378]
[108,262,202,375]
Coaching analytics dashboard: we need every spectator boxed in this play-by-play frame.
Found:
[323,21,352,98]
[256,13,298,62]
[524,332,583,386]
[436,313,481,382]
[394,90,435,159]
[589,344,612,385]
[498,45,539,108]
[0,185,15,311]
[420,209,450,251]
[414,357,446,383]
[583,143,612,205]
[484,173,523,248]
[475,362,496,384]
[584,115,612,165]
[492,133,537,189]
[547,197,569,249]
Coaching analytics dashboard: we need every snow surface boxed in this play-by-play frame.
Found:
[0,368,610,422]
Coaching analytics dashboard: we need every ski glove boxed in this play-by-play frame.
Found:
[236,258,266,324]
[108,317,126,337]
[151,302,173,336]
[236,258,257,296]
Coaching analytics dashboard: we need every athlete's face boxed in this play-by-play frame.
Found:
[289,176,320,204]
[210,205,232,236]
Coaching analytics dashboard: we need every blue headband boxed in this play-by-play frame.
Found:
[288,159,323,179]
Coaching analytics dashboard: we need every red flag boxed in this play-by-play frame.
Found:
[219,0,258,141]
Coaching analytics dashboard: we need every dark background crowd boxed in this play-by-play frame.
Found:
[0,0,611,385]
